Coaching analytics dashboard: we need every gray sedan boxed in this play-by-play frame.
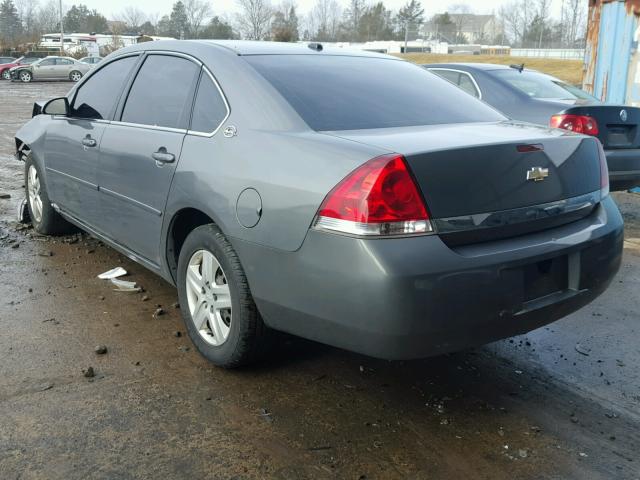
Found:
[10,56,91,82]
[14,41,623,367]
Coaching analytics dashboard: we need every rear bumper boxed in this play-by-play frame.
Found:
[234,196,623,360]
[605,149,640,191]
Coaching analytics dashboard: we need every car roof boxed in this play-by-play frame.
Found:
[133,39,397,60]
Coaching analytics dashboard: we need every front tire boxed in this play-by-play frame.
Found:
[1,69,9,80]
[25,156,72,235]
[18,70,32,83]
[177,224,270,368]
[69,70,82,82]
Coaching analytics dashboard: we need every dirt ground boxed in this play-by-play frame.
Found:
[1,81,639,480]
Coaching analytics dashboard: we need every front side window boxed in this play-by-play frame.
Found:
[38,59,55,66]
[121,55,200,129]
[71,55,139,120]
[190,72,228,133]
[246,55,504,131]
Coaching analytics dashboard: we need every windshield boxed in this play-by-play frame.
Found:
[493,69,598,101]
[245,55,505,131]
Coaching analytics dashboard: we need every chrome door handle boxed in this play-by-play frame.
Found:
[152,150,175,164]
[82,137,97,147]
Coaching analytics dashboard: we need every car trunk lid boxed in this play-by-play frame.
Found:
[561,105,640,150]
[325,122,602,244]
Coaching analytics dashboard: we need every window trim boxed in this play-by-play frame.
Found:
[67,52,142,122]
[113,51,204,133]
[187,67,231,138]
[428,68,482,99]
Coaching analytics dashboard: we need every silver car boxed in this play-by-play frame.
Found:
[14,41,623,368]
[10,56,91,82]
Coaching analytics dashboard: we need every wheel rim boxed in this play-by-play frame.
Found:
[71,72,81,81]
[20,71,30,82]
[27,165,43,223]
[1,71,9,79]
[186,249,232,346]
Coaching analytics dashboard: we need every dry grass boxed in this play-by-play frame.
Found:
[398,53,584,85]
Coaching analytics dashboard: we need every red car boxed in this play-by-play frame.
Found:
[0,56,39,80]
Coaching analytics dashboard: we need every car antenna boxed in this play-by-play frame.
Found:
[308,42,323,52]
[509,63,525,73]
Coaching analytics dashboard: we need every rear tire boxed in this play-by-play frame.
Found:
[1,69,9,80]
[177,224,271,368]
[24,156,73,235]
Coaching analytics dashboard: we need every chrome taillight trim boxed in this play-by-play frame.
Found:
[313,216,434,237]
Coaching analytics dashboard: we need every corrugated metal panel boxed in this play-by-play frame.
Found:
[583,0,640,104]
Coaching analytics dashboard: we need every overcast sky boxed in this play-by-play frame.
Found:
[73,0,565,21]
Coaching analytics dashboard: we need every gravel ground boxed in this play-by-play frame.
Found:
[0,80,639,480]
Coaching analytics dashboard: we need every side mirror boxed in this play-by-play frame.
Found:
[43,97,69,116]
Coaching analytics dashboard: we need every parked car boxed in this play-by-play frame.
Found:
[424,63,640,190]
[9,56,91,83]
[0,56,39,80]
[15,41,623,368]
[79,56,103,66]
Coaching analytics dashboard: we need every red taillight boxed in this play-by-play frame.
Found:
[314,154,432,236]
[550,114,599,136]
[597,140,609,198]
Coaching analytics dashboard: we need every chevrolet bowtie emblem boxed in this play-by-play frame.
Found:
[527,166,549,182]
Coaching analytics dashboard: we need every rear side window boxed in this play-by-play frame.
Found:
[245,55,504,131]
[431,69,480,98]
[190,72,228,133]
[122,55,200,129]
[57,58,73,65]
[71,55,138,120]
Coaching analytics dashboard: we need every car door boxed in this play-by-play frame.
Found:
[96,53,200,265]
[44,54,140,227]
[54,58,74,78]
[32,58,56,80]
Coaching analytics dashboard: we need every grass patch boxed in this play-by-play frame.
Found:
[398,53,584,85]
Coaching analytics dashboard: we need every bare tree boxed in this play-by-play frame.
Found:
[396,0,424,52]
[120,6,146,30]
[15,0,38,39]
[535,0,551,48]
[35,0,62,35]
[562,0,586,47]
[185,0,212,37]
[498,1,522,46]
[236,0,273,40]
[308,0,341,41]
[448,3,471,43]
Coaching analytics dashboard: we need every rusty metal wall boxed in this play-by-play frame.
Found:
[583,0,640,106]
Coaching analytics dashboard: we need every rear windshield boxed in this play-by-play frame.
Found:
[493,70,598,101]
[244,55,505,131]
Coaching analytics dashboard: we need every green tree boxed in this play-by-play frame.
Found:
[271,3,298,42]
[139,21,157,36]
[396,0,423,52]
[0,0,23,48]
[200,16,236,38]
[63,4,108,33]
[170,1,189,38]
[358,2,394,41]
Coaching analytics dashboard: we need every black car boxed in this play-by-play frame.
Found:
[424,63,640,191]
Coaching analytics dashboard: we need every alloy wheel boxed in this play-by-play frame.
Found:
[70,71,82,82]
[1,70,9,80]
[27,165,43,223]
[19,71,31,82]
[185,249,232,346]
